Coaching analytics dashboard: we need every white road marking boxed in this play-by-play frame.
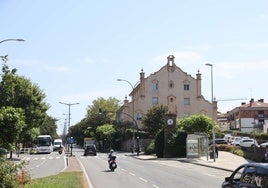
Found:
[139,177,148,182]
[203,173,216,177]
[121,168,127,172]
[153,185,160,188]
[76,156,94,188]
[129,172,136,176]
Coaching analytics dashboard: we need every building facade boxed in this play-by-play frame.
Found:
[226,99,268,133]
[117,55,217,128]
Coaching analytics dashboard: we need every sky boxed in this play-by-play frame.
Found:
[1,1,268,135]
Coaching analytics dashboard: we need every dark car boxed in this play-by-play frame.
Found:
[84,144,97,156]
[222,163,268,188]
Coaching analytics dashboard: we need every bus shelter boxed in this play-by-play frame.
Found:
[186,133,208,160]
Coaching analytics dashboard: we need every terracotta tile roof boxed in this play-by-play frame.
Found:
[240,100,268,108]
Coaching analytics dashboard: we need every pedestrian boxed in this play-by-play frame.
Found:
[265,148,268,162]
[215,145,218,158]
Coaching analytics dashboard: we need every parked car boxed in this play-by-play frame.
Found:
[231,137,252,146]
[222,163,268,188]
[236,139,259,148]
[260,141,268,148]
[224,134,232,141]
[231,137,242,146]
[84,144,97,156]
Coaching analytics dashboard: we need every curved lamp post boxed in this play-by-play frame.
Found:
[117,79,140,154]
[205,63,216,162]
[0,38,25,44]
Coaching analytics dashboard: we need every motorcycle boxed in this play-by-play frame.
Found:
[58,146,63,155]
[108,155,117,171]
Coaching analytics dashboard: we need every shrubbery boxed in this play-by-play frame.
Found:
[155,129,164,158]
[145,142,155,155]
[0,158,30,187]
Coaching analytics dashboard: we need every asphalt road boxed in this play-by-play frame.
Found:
[22,151,66,179]
[74,148,231,188]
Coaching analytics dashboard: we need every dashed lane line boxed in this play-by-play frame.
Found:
[139,177,148,183]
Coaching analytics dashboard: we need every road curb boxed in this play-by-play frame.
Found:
[178,159,234,172]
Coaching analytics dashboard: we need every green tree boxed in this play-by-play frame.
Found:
[39,115,58,139]
[177,114,217,138]
[69,118,88,146]
[0,61,49,146]
[70,97,120,146]
[0,106,25,157]
[87,97,120,126]
[95,124,116,150]
[142,105,167,138]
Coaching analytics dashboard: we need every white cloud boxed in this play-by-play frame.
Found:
[258,14,268,20]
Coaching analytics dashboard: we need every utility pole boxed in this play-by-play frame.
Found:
[59,102,79,152]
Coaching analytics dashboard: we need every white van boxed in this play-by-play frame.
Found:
[53,139,63,151]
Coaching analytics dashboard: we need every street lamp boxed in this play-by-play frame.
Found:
[117,78,139,154]
[0,38,25,44]
[205,63,216,162]
[59,102,79,152]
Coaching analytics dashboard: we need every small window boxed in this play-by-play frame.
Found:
[152,83,158,90]
[169,81,174,89]
[152,97,158,105]
[184,84,190,91]
[184,98,190,105]
[136,113,142,120]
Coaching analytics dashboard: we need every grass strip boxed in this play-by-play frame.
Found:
[25,171,86,188]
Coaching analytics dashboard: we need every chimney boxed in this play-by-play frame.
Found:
[250,98,254,107]
[258,99,264,103]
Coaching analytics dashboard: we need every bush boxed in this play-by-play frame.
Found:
[155,129,164,158]
[145,142,155,155]
[0,158,30,187]
[217,144,234,152]
[0,148,8,158]
[231,147,244,157]
[173,131,187,157]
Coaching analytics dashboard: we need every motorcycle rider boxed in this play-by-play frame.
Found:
[108,149,117,171]
[58,145,63,155]
[108,149,115,163]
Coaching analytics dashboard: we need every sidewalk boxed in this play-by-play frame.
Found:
[133,151,251,172]
[64,155,83,172]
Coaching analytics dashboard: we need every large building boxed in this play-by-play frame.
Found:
[226,99,268,133]
[117,55,217,128]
